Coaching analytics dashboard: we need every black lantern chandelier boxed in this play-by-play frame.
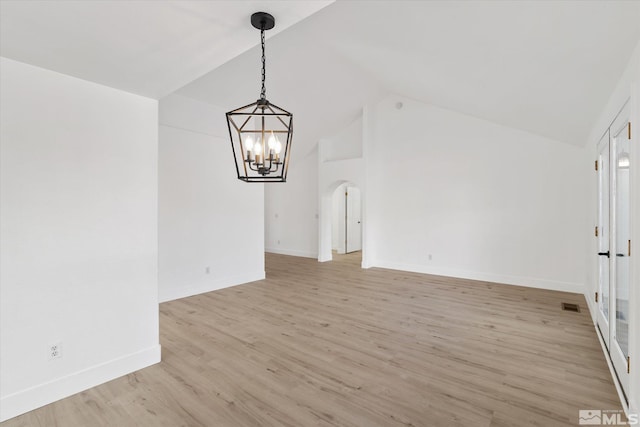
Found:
[226,12,293,183]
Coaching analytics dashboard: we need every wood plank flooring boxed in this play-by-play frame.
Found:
[3,252,621,426]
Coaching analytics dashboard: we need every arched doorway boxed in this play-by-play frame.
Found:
[318,180,363,263]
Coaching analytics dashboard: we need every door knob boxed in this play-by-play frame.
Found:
[598,251,610,258]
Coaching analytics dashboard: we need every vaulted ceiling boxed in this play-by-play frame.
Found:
[0,0,333,98]
[2,0,639,147]
[177,0,640,147]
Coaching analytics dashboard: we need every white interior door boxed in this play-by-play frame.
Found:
[596,130,611,347]
[596,101,631,397]
[610,105,631,393]
[332,185,346,254]
[346,187,362,253]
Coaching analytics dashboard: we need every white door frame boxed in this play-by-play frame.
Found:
[596,100,631,397]
[609,102,631,393]
[596,130,611,347]
[345,186,362,254]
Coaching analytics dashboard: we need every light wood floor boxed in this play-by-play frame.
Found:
[3,253,621,426]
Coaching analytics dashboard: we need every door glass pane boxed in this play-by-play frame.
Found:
[598,138,610,322]
[615,126,630,357]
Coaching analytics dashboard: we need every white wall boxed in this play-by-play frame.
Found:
[158,94,264,302]
[364,96,588,293]
[265,148,319,258]
[324,116,363,162]
[0,57,160,421]
[585,39,640,415]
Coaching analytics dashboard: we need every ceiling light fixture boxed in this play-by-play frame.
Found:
[226,12,293,183]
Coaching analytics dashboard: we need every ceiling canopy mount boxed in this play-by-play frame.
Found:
[250,12,275,31]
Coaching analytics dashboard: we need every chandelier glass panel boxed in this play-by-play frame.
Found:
[226,12,293,183]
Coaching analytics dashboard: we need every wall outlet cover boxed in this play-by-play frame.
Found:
[48,342,62,360]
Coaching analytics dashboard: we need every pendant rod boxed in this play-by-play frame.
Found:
[250,12,274,101]
[260,26,266,100]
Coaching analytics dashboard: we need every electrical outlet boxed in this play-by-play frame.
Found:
[277,240,280,245]
[428,254,433,261]
[205,266,210,274]
[48,342,62,360]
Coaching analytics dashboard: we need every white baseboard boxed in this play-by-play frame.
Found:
[0,344,161,422]
[265,247,318,259]
[585,285,636,418]
[159,271,265,303]
[592,319,630,416]
[372,260,584,294]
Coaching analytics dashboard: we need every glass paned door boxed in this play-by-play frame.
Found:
[597,100,631,396]
[615,126,630,357]
[610,109,631,393]
[596,131,611,346]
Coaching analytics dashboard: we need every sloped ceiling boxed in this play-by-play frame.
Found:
[2,1,638,147]
[177,0,640,147]
[0,0,333,99]
[177,34,388,161]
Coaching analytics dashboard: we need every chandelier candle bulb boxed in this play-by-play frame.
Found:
[245,136,254,151]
